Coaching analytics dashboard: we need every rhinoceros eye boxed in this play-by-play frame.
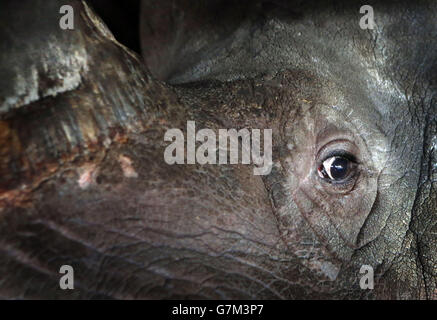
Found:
[317,153,357,183]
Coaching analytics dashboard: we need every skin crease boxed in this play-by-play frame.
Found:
[0,0,435,299]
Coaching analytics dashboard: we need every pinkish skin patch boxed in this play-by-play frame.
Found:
[78,164,98,189]
[118,155,138,178]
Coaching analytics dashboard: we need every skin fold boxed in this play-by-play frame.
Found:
[0,0,435,299]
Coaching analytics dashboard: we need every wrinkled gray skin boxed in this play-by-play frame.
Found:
[0,0,435,299]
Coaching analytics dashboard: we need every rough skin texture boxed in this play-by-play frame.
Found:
[0,0,435,299]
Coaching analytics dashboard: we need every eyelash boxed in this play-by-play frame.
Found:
[320,150,358,164]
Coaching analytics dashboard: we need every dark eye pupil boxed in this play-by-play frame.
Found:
[330,157,349,180]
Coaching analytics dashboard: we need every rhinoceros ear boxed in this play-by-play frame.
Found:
[0,0,175,201]
[140,0,309,84]
[140,0,260,83]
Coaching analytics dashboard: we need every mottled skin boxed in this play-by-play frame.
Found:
[0,0,436,299]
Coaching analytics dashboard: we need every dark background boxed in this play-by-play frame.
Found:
[88,0,141,53]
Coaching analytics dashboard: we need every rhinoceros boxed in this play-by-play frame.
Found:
[0,0,435,299]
